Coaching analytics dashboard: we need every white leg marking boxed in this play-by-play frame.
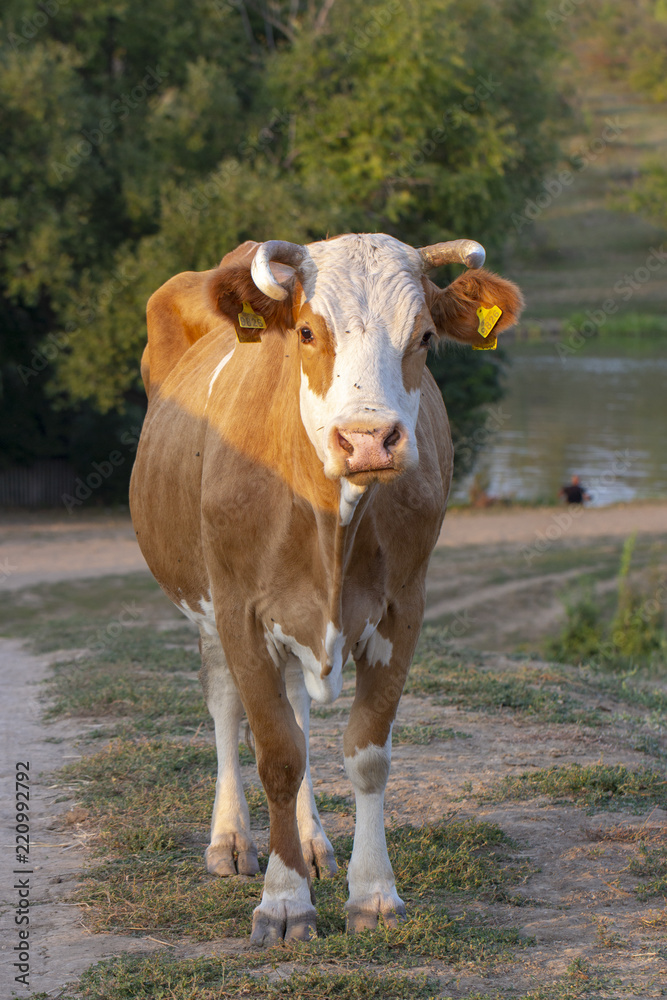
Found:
[364,630,393,668]
[200,633,258,876]
[251,852,317,944]
[344,734,405,929]
[180,592,217,637]
[285,660,337,877]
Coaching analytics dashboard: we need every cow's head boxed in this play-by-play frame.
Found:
[209,234,523,487]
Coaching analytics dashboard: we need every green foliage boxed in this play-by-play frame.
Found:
[545,579,604,664]
[547,540,667,668]
[1,0,567,490]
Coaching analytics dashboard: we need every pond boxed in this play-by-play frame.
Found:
[452,339,667,507]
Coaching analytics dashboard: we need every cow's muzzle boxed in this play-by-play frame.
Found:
[328,419,409,477]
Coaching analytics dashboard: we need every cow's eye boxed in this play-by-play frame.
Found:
[300,327,314,344]
[421,330,435,347]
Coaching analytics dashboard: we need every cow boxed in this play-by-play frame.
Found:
[129,233,523,946]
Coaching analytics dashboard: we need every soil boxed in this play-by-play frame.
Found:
[0,504,666,997]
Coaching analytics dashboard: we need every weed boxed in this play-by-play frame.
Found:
[314,792,352,814]
[490,763,667,813]
[629,842,667,899]
[546,579,603,663]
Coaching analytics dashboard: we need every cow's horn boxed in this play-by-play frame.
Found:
[418,239,486,271]
[251,240,317,301]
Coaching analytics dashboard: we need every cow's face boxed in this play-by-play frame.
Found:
[209,234,523,492]
[294,235,431,485]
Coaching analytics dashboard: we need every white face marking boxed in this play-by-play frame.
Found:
[268,622,344,704]
[179,593,217,636]
[206,348,235,401]
[298,234,426,477]
[345,734,404,911]
[364,630,393,668]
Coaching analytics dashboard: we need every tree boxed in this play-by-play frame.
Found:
[1,0,566,495]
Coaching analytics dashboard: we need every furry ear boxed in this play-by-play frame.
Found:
[425,268,524,348]
[206,241,296,333]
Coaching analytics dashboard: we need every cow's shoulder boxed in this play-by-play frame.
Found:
[142,269,228,399]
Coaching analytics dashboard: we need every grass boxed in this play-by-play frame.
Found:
[406,630,603,726]
[489,763,667,814]
[59,737,528,961]
[392,723,470,744]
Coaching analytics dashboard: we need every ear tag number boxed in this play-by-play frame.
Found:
[473,304,502,350]
[236,302,266,343]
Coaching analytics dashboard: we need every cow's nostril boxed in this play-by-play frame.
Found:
[337,431,354,455]
[384,426,402,450]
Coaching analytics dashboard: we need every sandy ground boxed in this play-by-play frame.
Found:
[0,502,665,996]
[0,501,664,592]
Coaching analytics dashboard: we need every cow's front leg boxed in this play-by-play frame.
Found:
[228,651,317,945]
[199,633,259,876]
[285,660,337,879]
[344,612,418,932]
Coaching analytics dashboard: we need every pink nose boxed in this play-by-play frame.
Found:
[333,423,404,473]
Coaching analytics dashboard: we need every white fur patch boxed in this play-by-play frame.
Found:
[268,622,344,704]
[339,478,367,526]
[206,349,234,401]
[364,630,393,668]
[261,851,313,907]
[179,593,217,636]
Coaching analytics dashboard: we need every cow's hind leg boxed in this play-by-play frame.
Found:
[199,632,259,876]
[285,660,337,878]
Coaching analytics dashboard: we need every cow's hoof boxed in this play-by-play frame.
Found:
[346,895,407,934]
[206,835,259,877]
[250,904,317,946]
[301,837,338,879]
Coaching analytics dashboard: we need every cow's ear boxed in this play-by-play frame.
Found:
[424,268,524,348]
[207,241,296,335]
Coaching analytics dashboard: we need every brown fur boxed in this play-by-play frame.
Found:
[424,268,524,349]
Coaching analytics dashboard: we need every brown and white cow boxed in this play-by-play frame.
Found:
[129,233,522,945]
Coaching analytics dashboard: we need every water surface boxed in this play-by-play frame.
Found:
[452,340,667,506]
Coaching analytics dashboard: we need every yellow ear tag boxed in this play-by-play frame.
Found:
[473,304,502,350]
[236,301,266,343]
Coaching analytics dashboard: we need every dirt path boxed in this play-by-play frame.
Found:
[0,640,162,997]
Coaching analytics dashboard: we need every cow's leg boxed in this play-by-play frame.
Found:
[343,605,421,932]
[222,651,316,945]
[284,659,337,878]
[199,632,259,877]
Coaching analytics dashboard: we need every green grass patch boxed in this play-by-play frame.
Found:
[629,842,667,899]
[406,630,602,725]
[314,791,352,814]
[489,763,667,814]
[60,738,526,965]
[54,954,443,1000]
[393,723,470,744]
